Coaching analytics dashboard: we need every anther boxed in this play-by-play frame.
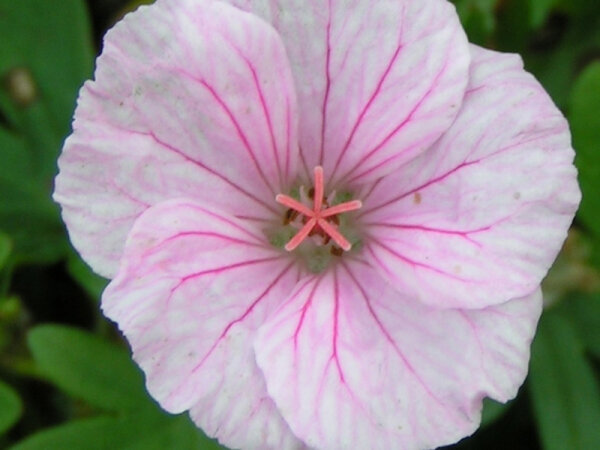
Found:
[330,246,344,256]
[284,209,299,225]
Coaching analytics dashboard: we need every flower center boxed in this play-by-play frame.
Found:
[275,166,362,252]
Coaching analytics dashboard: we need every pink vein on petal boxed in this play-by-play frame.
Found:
[285,97,293,180]
[366,223,489,247]
[89,43,279,203]
[331,268,345,382]
[343,135,431,184]
[234,215,275,223]
[108,179,151,208]
[164,261,296,404]
[365,238,473,282]
[339,55,452,185]
[319,0,333,166]
[329,39,405,182]
[167,256,284,303]
[196,78,276,195]
[359,178,384,205]
[160,231,265,249]
[340,261,454,413]
[183,203,270,243]
[357,160,479,218]
[293,278,321,351]
[236,49,285,187]
[172,66,277,195]
[299,145,312,181]
[114,126,279,215]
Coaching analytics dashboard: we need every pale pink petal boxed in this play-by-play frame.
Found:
[226,0,470,184]
[359,45,580,309]
[54,0,298,277]
[255,261,541,449]
[102,199,305,449]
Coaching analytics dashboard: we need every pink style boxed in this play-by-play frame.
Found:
[53,0,580,449]
[275,166,362,251]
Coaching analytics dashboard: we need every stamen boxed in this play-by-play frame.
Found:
[276,166,362,252]
[284,209,299,225]
[317,218,351,251]
[285,218,317,251]
[313,166,324,212]
[321,200,363,218]
[275,194,315,218]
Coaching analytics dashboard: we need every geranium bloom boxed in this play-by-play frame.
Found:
[54,0,580,448]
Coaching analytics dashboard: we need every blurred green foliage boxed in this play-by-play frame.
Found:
[0,0,93,265]
[0,0,599,449]
[571,63,600,251]
[529,310,600,450]
[27,325,150,412]
[0,379,22,435]
[11,324,222,450]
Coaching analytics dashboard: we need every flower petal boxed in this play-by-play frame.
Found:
[255,261,541,449]
[359,45,580,309]
[102,199,305,449]
[226,0,470,184]
[54,0,298,277]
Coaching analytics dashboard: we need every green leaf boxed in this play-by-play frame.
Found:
[0,0,93,263]
[452,0,498,44]
[9,412,225,450]
[0,232,11,270]
[0,296,21,323]
[0,127,67,264]
[558,0,600,17]
[571,62,600,241]
[25,325,228,448]
[9,414,161,450]
[495,0,532,53]
[66,255,108,301]
[28,324,150,412]
[527,0,560,28]
[480,398,511,427]
[525,10,600,110]
[0,0,93,139]
[560,294,600,359]
[529,313,600,450]
[123,415,225,450]
[0,379,22,434]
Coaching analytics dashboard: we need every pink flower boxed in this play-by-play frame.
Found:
[54,0,580,448]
